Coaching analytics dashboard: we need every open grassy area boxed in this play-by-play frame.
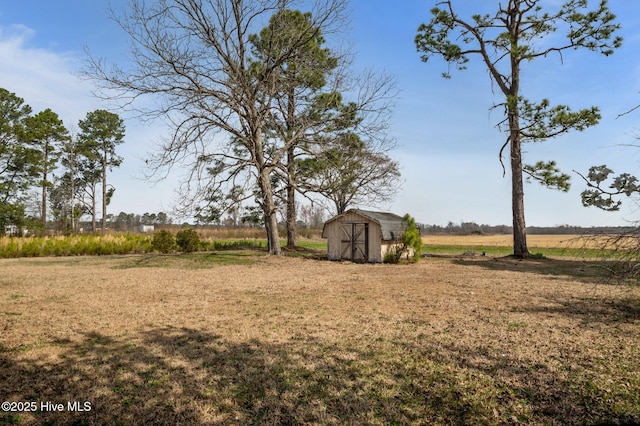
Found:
[1,252,639,425]
[421,234,618,259]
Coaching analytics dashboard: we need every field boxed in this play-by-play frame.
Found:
[422,234,588,248]
[1,239,639,425]
[421,234,616,258]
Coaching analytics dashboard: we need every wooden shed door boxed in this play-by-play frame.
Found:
[340,222,369,262]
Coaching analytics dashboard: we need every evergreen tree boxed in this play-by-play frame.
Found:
[25,109,69,226]
[0,88,36,231]
[251,9,339,247]
[77,110,125,232]
[416,0,621,257]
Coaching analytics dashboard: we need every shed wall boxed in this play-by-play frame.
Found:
[380,241,415,261]
[325,211,383,262]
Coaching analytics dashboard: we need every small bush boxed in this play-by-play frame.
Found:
[176,228,200,253]
[384,214,422,264]
[401,214,422,262]
[383,251,399,264]
[212,239,265,250]
[0,234,155,258]
[152,230,176,254]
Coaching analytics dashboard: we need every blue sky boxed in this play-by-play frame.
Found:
[1,0,639,227]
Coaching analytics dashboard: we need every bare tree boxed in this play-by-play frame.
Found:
[84,0,352,255]
[297,129,401,215]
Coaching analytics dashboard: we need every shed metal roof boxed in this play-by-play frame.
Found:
[323,209,407,241]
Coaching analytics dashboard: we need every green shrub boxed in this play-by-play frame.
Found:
[383,251,399,264]
[152,230,176,254]
[176,228,200,253]
[21,239,42,257]
[0,238,21,258]
[199,238,212,251]
[384,214,422,264]
[0,234,156,258]
[401,214,422,262]
[212,239,264,250]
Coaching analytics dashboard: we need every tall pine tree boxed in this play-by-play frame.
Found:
[416,0,622,257]
[78,110,125,232]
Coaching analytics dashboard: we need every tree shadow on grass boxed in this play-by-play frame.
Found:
[452,256,640,332]
[0,326,465,425]
[396,335,640,426]
[112,252,260,269]
[453,256,631,285]
[516,293,640,328]
[2,324,639,425]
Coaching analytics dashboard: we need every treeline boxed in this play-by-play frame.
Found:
[420,221,636,235]
[195,202,326,230]
[99,211,172,232]
[66,205,324,234]
[0,87,125,235]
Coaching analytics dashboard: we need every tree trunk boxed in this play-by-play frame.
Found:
[285,88,297,248]
[70,157,75,232]
[102,153,107,233]
[41,146,49,227]
[508,37,528,258]
[41,175,47,227]
[509,113,529,258]
[254,128,282,255]
[258,167,282,255]
[91,184,97,233]
[286,145,296,247]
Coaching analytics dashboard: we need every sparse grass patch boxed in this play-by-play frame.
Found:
[114,251,259,269]
[293,239,327,251]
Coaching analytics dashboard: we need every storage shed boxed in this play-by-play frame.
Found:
[322,209,407,263]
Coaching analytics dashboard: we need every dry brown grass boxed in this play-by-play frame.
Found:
[1,254,639,425]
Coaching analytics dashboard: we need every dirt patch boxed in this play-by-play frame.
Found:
[1,255,638,425]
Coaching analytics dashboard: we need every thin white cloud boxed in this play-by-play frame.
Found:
[0,24,97,125]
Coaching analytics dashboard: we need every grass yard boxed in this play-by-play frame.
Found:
[1,250,639,425]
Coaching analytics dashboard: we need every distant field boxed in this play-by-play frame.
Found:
[422,234,597,248]
[300,234,617,256]
[420,234,621,258]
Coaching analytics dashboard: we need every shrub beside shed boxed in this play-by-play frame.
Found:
[321,209,407,263]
